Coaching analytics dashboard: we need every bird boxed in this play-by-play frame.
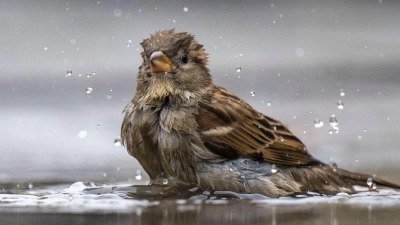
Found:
[121,29,400,197]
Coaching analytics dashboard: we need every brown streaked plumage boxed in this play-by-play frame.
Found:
[121,29,400,197]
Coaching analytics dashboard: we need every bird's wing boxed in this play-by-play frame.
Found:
[197,87,321,166]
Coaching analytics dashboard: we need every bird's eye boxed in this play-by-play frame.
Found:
[181,54,189,64]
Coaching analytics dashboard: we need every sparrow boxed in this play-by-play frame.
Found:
[121,29,400,197]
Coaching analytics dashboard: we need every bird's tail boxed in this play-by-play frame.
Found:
[287,165,400,194]
[334,167,400,191]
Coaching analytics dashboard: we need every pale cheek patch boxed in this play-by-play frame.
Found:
[202,126,234,136]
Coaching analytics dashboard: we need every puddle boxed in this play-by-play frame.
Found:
[1,181,400,225]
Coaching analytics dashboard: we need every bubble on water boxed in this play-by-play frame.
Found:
[337,100,344,109]
[113,9,122,17]
[250,91,255,96]
[357,135,363,140]
[367,177,373,187]
[78,130,88,138]
[271,164,278,173]
[135,170,142,180]
[162,178,168,185]
[92,72,96,76]
[114,138,122,146]
[236,66,241,72]
[107,95,112,100]
[340,89,345,97]
[86,87,93,94]
[66,70,72,77]
[78,73,82,77]
[314,119,324,128]
[44,47,48,51]
[128,39,132,43]
[70,39,76,45]
[86,73,91,78]
[28,183,33,189]
[267,101,271,106]
[183,7,188,12]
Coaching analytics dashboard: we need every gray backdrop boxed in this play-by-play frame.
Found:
[1,0,400,184]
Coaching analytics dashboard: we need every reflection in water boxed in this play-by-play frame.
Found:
[1,182,400,225]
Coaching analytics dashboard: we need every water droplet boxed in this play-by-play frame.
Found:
[113,9,122,17]
[86,73,91,78]
[86,87,93,94]
[69,194,73,201]
[78,73,82,77]
[357,135,363,140]
[114,138,122,146]
[372,183,377,190]
[92,72,96,76]
[162,178,168,185]
[96,124,100,128]
[329,114,338,131]
[329,129,333,134]
[127,43,130,47]
[66,70,72,77]
[103,173,107,177]
[28,183,33,189]
[236,66,241,72]
[78,130,88,138]
[339,89,345,97]
[271,164,278,173]
[128,39,132,43]
[135,170,142,180]
[279,136,284,142]
[250,91,255,96]
[70,39,76,45]
[303,130,306,134]
[272,126,277,130]
[337,100,344,109]
[117,167,120,171]
[107,95,112,100]
[314,119,324,128]
[367,177,373,187]
[356,159,359,163]
[44,47,48,51]
[183,7,188,12]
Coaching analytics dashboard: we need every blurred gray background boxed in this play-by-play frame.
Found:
[1,0,400,184]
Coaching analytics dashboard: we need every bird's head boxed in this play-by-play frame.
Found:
[134,29,212,106]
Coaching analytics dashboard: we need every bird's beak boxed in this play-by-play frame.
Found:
[150,51,171,73]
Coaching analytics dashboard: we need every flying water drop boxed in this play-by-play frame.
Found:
[271,164,278,173]
[135,170,142,180]
[162,178,168,185]
[114,138,122,146]
[66,70,72,77]
[86,87,93,94]
[367,177,373,187]
[250,91,255,96]
[314,119,324,128]
[236,66,241,72]
[339,89,345,97]
[337,100,344,109]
